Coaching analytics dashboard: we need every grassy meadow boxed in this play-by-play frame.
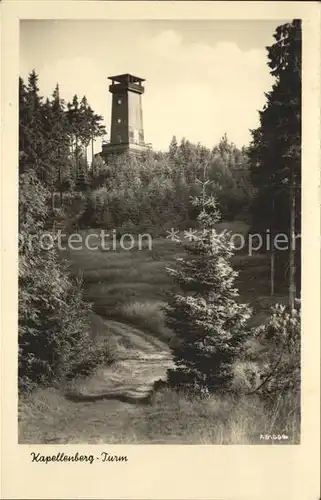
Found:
[19,223,298,445]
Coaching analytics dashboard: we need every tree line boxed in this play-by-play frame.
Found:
[82,134,252,232]
[19,70,106,194]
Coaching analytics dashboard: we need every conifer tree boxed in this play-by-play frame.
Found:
[66,95,81,174]
[79,96,91,164]
[75,155,90,192]
[19,71,46,179]
[19,77,28,170]
[20,74,71,190]
[67,94,106,178]
[165,181,252,395]
[249,20,301,298]
[46,84,72,193]
[168,135,179,161]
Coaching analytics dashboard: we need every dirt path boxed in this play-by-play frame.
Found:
[67,315,174,403]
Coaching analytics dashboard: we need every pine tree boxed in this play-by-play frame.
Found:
[165,181,252,396]
[19,73,69,190]
[19,71,46,179]
[79,96,91,164]
[168,135,179,161]
[249,20,301,298]
[19,77,28,169]
[45,84,72,193]
[67,94,106,181]
[75,155,90,192]
[88,110,106,174]
[67,95,81,173]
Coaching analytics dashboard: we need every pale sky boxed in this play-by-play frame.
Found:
[20,20,289,152]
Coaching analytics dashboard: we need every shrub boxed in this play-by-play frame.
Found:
[164,181,252,396]
[18,171,110,392]
[252,302,301,398]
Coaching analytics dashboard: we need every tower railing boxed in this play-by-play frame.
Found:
[102,139,152,149]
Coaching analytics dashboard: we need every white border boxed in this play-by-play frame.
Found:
[1,2,320,499]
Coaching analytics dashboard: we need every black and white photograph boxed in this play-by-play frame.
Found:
[1,1,321,498]
[17,17,303,445]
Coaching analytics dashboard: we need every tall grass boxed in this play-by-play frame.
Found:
[19,386,299,444]
[112,300,173,343]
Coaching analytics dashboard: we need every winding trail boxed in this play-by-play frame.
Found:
[67,315,174,403]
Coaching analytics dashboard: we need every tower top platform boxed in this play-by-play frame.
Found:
[108,74,145,84]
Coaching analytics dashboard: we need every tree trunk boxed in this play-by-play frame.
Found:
[270,197,275,296]
[59,164,63,206]
[289,171,296,309]
[91,137,94,175]
[75,136,79,175]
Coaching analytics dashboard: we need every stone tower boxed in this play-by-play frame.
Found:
[101,73,151,157]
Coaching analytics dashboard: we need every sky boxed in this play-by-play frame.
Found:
[20,20,289,153]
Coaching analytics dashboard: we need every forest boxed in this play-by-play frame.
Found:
[19,20,301,444]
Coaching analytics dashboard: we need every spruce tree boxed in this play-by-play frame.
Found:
[19,71,46,179]
[249,20,301,296]
[165,181,252,396]
[49,84,74,194]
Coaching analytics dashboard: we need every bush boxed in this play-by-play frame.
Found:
[252,302,301,398]
[18,171,110,392]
